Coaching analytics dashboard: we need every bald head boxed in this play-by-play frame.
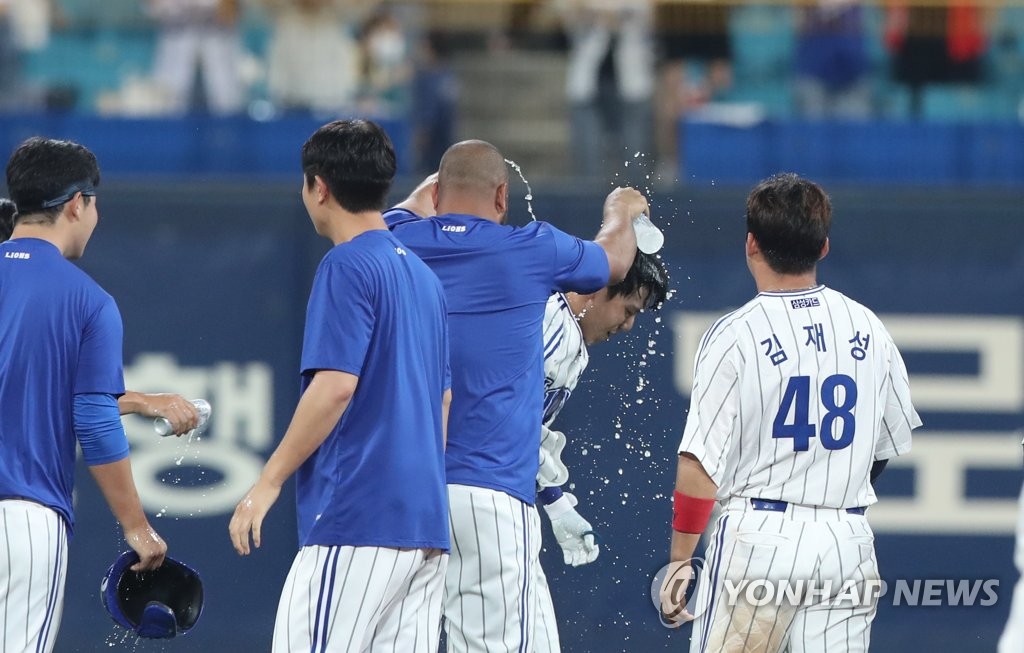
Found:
[439,140,508,192]
[435,141,510,222]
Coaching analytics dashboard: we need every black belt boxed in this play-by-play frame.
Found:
[750,498,865,515]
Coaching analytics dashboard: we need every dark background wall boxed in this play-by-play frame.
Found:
[28,180,1024,652]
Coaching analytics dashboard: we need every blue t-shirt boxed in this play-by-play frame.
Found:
[387,212,610,504]
[0,238,127,533]
[296,230,450,549]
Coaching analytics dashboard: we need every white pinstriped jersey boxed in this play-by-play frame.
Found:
[678,285,921,509]
[542,294,588,428]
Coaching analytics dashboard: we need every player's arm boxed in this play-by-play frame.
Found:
[592,187,644,284]
[229,370,357,555]
[392,172,438,218]
[670,453,718,564]
[442,387,452,448]
[117,391,199,436]
[75,392,166,572]
[659,452,718,626]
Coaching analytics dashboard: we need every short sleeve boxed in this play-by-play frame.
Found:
[74,295,126,395]
[384,208,422,230]
[874,330,920,461]
[301,261,375,378]
[677,325,740,487]
[543,223,610,295]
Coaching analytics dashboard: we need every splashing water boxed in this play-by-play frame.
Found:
[504,158,537,222]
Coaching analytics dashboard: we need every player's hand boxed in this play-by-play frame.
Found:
[137,393,200,436]
[229,477,281,556]
[605,186,650,223]
[658,560,695,627]
[543,493,600,567]
[124,523,167,572]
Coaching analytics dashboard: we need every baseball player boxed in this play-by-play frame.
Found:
[385,140,642,653]
[660,173,921,652]
[0,137,186,653]
[228,120,451,653]
[533,250,669,652]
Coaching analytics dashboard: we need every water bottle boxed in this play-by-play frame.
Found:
[633,213,665,255]
[154,399,211,437]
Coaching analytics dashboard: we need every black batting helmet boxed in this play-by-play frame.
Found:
[100,551,204,639]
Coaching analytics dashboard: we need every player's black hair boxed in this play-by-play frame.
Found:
[607,251,670,310]
[5,137,100,224]
[0,199,16,241]
[301,119,396,214]
[745,172,831,275]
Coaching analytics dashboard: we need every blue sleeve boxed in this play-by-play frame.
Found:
[542,223,610,295]
[74,295,126,395]
[301,261,375,378]
[73,393,130,466]
[384,208,423,230]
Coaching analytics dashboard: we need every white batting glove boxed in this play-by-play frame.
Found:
[543,492,599,567]
[537,427,569,488]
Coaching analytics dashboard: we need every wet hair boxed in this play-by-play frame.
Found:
[607,251,669,310]
[0,198,16,241]
[5,137,100,225]
[745,173,831,275]
[301,119,396,214]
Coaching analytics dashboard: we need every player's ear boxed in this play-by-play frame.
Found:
[745,233,759,258]
[63,192,84,223]
[432,179,440,211]
[314,175,329,205]
[494,182,508,216]
[818,238,830,261]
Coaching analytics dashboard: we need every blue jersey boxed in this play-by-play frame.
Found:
[387,212,609,504]
[0,238,126,533]
[296,230,450,550]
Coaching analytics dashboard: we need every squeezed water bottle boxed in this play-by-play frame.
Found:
[154,399,211,437]
[633,213,665,254]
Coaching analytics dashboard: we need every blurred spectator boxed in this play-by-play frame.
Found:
[0,0,18,111]
[149,0,245,115]
[0,0,57,112]
[886,3,989,116]
[794,0,871,120]
[558,0,655,179]
[264,0,360,114]
[411,31,458,173]
[653,1,733,180]
[358,7,413,116]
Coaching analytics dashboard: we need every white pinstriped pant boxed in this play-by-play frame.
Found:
[690,499,879,653]
[272,545,447,653]
[0,500,69,653]
[444,484,542,653]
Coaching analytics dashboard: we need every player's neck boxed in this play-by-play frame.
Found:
[753,269,818,294]
[565,292,591,321]
[9,224,71,257]
[324,210,387,245]
[436,200,502,223]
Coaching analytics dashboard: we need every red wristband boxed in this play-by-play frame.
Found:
[672,491,715,534]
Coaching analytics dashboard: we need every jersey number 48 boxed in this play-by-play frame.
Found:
[772,374,857,451]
